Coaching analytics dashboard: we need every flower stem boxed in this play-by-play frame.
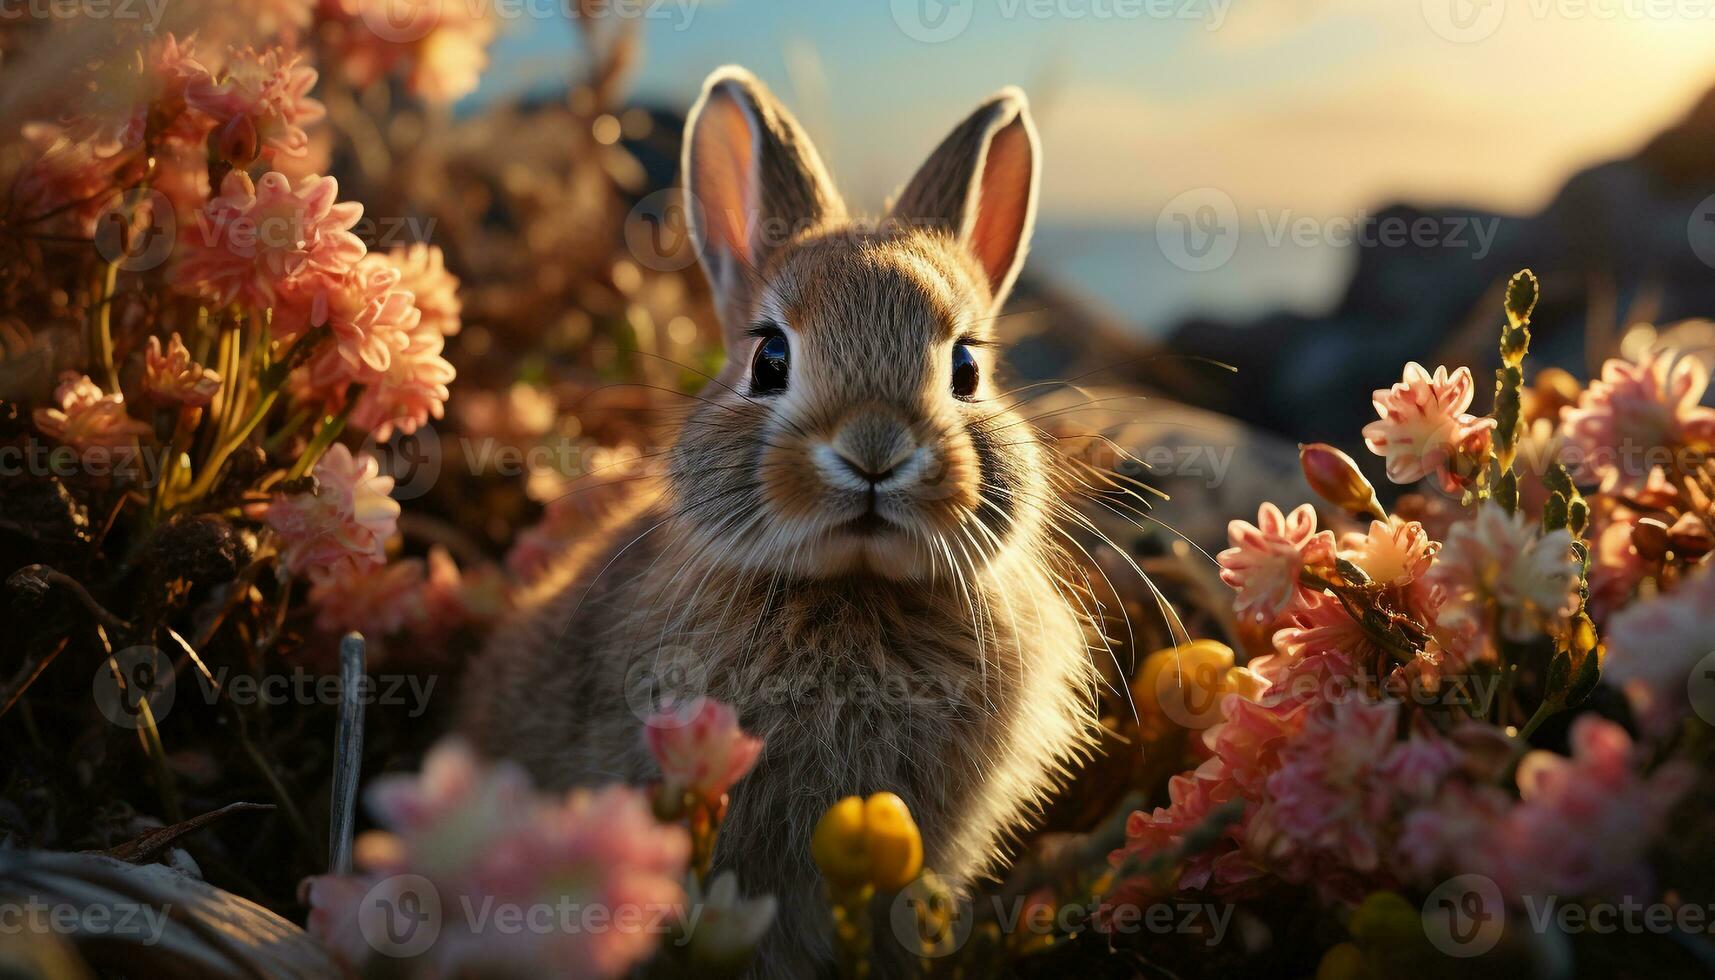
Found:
[287,393,359,481]
[91,259,120,393]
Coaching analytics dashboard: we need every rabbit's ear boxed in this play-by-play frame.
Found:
[683,66,845,330]
[890,88,1040,309]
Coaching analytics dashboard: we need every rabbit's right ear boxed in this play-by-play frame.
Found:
[683,66,845,333]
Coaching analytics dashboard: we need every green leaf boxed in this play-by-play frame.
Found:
[1543,491,1569,532]
[1495,470,1519,514]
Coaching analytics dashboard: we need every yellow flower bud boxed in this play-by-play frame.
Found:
[1316,942,1367,980]
[1133,639,1265,734]
[811,792,924,891]
[1348,891,1420,943]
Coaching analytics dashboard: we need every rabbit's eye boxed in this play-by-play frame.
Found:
[951,342,979,400]
[750,330,790,395]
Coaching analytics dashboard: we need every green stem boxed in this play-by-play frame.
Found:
[1519,698,1560,741]
[181,327,327,505]
[287,393,359,481]
[92,260,120,393]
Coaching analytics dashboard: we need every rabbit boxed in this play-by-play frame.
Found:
[459,65,1101,977]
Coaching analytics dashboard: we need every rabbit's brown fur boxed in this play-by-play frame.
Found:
[461,66,1100,976]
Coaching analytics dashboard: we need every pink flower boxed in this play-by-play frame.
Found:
[1503,715,1693,900]
[1107,770,1241,900]
[173,171,366,311]
[644,697,764,801]
[307,556,425,637]
[1361,362,1497,489]
[1338,516,1438,586]
[32,372,151,452]
[297,874,373,974]
[143,333,222,407]
[283,254,420,383]
[1423,502,1579,649]
[1396,781,1514,884]
[366,738,536,851]
[1561,349,1715,494]
[307,739,690,977]
[1603,561,1715,736]
[264,443,400,573]
[186,46,325,159]
[65,33,211,154]
[381,242,463,336]
[347,313,456,440]
[1217,502,1335,625]
[327,0,497,103]
[407,547,510,640]
[12,124,122,233]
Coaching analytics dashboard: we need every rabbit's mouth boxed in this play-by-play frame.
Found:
[836,511,897,538]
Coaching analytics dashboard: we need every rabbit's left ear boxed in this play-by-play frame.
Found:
[890,88,1040,309]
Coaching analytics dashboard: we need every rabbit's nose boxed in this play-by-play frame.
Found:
[829,409,918,485]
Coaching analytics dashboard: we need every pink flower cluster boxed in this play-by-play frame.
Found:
[1403,716,1691,901]
[320,0,498,104]
[1115,345,1707,922]
[303,739,690,977]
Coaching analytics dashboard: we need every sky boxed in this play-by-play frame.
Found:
[474,0,1715,327]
